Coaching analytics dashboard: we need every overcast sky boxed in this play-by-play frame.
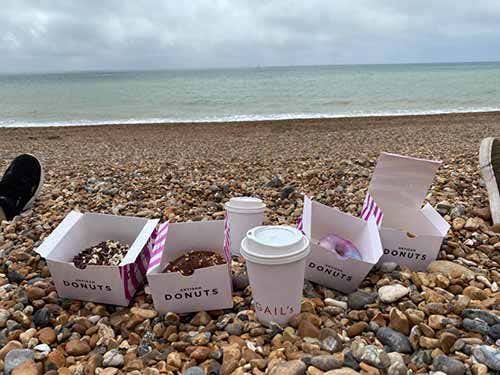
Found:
[1,0,500,73]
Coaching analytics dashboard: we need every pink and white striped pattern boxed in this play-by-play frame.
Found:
[223,212,231,263]
[361,192,384,227]
[148,222,170,272]
[296,216,304,233]
[119,237,154,301]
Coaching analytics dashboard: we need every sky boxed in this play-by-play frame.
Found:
[1,0,500,73]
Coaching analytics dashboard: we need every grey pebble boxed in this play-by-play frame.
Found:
[473,345,500,371]
[4,349,35,374]
[183,367,205,375]
[348,290,377,309]
[377,327,413,354]
[432,355,465,375]
[463,318,490,335]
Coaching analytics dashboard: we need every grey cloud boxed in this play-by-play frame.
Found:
[0,0,499,73]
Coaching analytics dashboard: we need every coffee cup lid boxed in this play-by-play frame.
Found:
[240,225,310,265]
[224,197,266,213]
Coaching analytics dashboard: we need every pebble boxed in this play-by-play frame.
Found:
[432,355,466,375]
[4,349,35,374]
[488,324,500,340]
[462,318,490,335]
[427,260,475,279]
[376,327,413,354]
[347,321,368,337]
[37,327,56,344]
[183,367,205,375]
[298,320,321,338]
[462,309,500,325]
[389,308,409,335]
[11,360,40,375]
[324,298,348,309]
[379,262,398,272]
[269,360,306,375]
[33,344,51,353]
[347,290,377,309]
[378,284,409,303]
[232,273,249,291]
[280,186,295,199]
[387,352,407,375]
[225,322,243,336]
[473,345,500,371]
[103,349,124,367]
[32,308,49,327]
[65,340,91,356]
[310,355,343,371]
[324,369,360,375]
[352,341,391,369]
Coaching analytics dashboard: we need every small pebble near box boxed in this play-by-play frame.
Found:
[35,211,158,306]
[366,152,450,270]
[300,196,384,293]
[146,220,233,314]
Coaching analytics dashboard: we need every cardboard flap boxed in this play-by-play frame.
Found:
[302,195,313,237]
[422,203,451,236]
[35,211,83,258]
[121,218,159,265]
[369,152,441,211]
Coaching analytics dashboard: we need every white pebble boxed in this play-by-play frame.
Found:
[324,298,348,309]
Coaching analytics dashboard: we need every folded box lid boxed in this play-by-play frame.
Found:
[368,152,441,211]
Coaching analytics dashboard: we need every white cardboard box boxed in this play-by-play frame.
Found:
[146,220,234,314]
[367,152,450,270]
[35,211,158,306]
[301,196,383,293]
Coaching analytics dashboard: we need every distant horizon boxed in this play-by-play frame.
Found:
[2,59,500,76]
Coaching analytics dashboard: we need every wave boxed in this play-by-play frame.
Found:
[1,106,500,128]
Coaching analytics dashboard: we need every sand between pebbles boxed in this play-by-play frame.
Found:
[0,112,499,374]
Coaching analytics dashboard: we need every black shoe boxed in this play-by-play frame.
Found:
[0,154,44,221]
[480,138,500,224]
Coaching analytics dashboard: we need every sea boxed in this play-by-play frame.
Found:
[0,62,499,127]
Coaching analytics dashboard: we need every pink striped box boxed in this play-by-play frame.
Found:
[146,220,233,314]
[300,196,383,293]
[365,152,450,270]
[35,211,158,306]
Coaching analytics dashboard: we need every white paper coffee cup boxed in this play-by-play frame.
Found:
[224,197,266,256]
[241,225,310,326]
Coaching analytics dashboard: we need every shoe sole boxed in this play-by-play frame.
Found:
[479,137,500,225]
[21,154,44,212]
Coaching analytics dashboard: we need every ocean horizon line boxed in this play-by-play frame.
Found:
[1,60,500,77]
[2,107,499,129]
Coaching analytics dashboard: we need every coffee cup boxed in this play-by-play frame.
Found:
[240,225,310,326]
[224,197,266,256]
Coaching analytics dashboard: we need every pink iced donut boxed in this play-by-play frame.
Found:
[318,234,363,260]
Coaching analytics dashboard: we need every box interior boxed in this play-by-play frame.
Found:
[372,198,445,236]
[45,213,152,264]
[308,199,382,264]
[152,220,227,274]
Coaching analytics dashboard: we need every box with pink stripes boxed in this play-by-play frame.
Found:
[146,220,233,314]
[35,211,158,306]
[364,152,450,270]
[299,195,384,293]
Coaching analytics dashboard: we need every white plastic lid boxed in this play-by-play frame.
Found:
[240,225,310,265]
[224,197,266,213]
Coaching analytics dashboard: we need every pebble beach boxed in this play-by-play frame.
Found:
[0,111,500,375]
